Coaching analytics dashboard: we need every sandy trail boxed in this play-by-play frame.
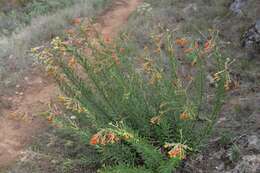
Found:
[0,0,142,168]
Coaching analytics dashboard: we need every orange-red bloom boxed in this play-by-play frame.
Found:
[65,29,76,36]
[112,52,120,65]
[180,111,190,120]
[119,47,125,53]
[195,41,200,49]
[106,132,119,143]
[90,131,119,145]
[122,133,133,141]
[47,115,53,123]
[168,147,181,158]
[150,115,161,125]
[72,18,81,25]
[204,39,214,53]
[175,38,188,47]
[68,57,76,68]
[90,133,100,145]
[103,34,112,44]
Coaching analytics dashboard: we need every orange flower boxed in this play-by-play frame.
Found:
[103,34,112,44]
[175,38,188,47]
[180,111,190,120]
[224,80,239,91]
[168,147,181,158]
[143,61,153,73]
[72,18,81,25]
[119,47,125,53]
[83,48,93,56]
[213,73,221,81]
[72,39,83,46]
[90,133,100,145]
[150,115,161,125]
[194,41,200,49]
[185,75,194,81]
[65,29,76,35]
[112,52,120,65]
[122,133,133,140]
[154,47,161,54]
[47,115,53,123]
[204,39,214,53]
[90,131,119,145]
[106,132,119,143]
[149,72,162,85]
[68,57,76,68]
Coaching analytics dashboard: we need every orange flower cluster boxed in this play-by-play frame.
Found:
[175,38,188,47]
[65,29,76,36]
[103,34,113,44]
[143,60,153,73]
[149,71,162,85]
[72,18,81,25]
[112,52,120,65]
[68,57,76,68]
[119,47,125,53]
[204,39,214,53]
[175,37,215,56]
[168,147,182,158]
[224,80,240,91]
[150,115,162,125]
[180,111,191,120]
[164,143,190,159]
[122,132,134,141]
[47,115,53,123]
[213,71,223,82]
[90,131,119,145]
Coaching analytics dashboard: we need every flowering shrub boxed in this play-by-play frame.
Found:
[32,22,230,172]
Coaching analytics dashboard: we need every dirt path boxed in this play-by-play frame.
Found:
[0,0,142,168]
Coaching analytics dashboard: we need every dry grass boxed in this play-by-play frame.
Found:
[0,0,110,95]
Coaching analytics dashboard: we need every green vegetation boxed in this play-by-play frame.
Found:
[0,0,109,36]
[33,15,229,171]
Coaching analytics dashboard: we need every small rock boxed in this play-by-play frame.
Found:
[249,111,260,129]
[242,20,260,55]
[51,159,58,164]
[255,20,260,33]
[182,3,197,15]
[230,0,248,15]
[217,117,227,124]
[70,115,77,120]
[207,74,215,85]
[15,84,20,88]
[216,163,225,171]
[248,135,260,151]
